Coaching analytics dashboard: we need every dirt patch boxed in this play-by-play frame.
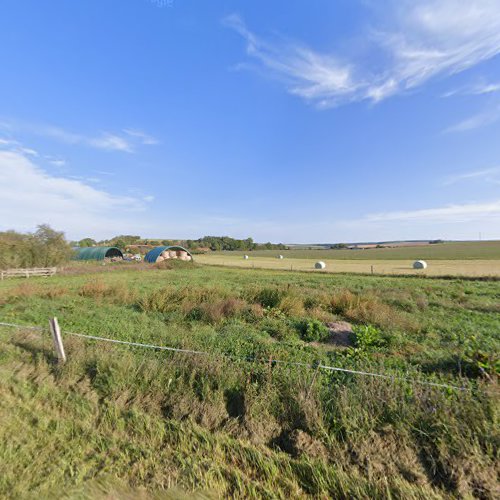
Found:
[325,321,354,347]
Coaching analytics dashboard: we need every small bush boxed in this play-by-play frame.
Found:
[296,319,330,342]
[353,325,386,350]
[260,317,298,341]
[253,287,286,308]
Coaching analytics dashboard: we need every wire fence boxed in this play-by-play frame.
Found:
[0,319,474,392]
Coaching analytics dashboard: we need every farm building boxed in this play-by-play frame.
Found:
[73,247,123,261]
[144,246,193,263]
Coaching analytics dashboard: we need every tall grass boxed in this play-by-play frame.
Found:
[0,330,497,499]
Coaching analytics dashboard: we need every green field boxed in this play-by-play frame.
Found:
[0,263,498,498]
[212,241,500,260]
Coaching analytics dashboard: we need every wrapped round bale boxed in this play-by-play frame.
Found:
[315,261,326,270]
[413,260,428,269]
[278,255,284,259]
[243,255,249,260]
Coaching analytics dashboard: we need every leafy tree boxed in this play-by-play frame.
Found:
[78,238,96,247]
[0,224,72,269]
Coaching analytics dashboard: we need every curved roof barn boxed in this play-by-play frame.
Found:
[73,246,123,261]
[144,246,193,263]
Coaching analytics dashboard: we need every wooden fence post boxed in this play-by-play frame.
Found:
[49,317,66,363]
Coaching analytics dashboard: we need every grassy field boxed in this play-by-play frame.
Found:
[212,240,500,260]
[197,254,500,277]
[0,262,498,498]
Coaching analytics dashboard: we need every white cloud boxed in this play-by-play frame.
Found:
[36,125,134,152]
[444,166,500,185]
[0,137,39,157]
[444,105,500,132]
[1,121,158,153]
[123,129,159,145]
[364,199,500,223]
[0,150,152,239]
[443,80,500,97]
[88,133,133,153]
[225,1,500,107]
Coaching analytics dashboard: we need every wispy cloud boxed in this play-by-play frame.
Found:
[444,166,500,185]
[123,128,159,145]
[0,120,158,153]
[365,199,500,223]
[0,137,39,157]
[443,81,500,97]
[443,105,500,132]
[44,155,66,168]
[223,14,359,108]
[225,1,500,107]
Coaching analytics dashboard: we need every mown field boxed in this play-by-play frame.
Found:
[0,262,499,498]
[212,241,500,260]
[196,255,500,277]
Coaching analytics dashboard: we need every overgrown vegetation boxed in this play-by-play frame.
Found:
[0,224,73,270]
[0,265,498,498]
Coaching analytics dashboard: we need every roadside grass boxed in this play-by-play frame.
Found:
[0,330,497,499]
[0,265,498,498]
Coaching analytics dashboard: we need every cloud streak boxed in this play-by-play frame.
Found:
[0,120,159,153]
[443,105,500,132]
[444,166,500,185]
[225,1,500,107]
[364,199,500,224]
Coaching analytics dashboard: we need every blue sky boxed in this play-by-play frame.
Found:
[1,0,500,242]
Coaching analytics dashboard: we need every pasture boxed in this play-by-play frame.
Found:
[212,240,500,260]
[0,263,498,498]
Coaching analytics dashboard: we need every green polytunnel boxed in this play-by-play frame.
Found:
[73,246,123,261]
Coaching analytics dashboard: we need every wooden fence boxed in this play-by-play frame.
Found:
[0,267,57,280]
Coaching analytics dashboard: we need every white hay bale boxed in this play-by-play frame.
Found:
[168,251,177,259]
[278,255,284,259]
[315,261,326,270]
[413,260,428,270]
[243,255,249,260]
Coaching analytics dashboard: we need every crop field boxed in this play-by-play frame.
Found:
[0,263,498,498]
[197,254,500,277]
[212,240,500,260]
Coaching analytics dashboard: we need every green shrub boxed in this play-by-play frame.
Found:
[296,319,329,342]
[253,287,286,308]
[353,325,386,350]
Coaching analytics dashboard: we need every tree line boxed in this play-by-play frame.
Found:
[76,235,288,252]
